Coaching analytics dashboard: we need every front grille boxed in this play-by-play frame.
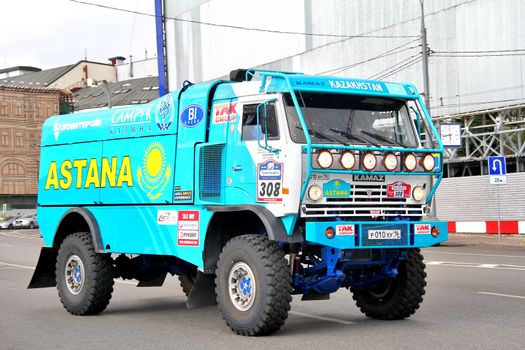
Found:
[302,184,424,218]
[199,144,224,201]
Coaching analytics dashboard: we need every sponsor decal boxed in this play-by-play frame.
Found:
[137,142,172,200]
[178,210,199,246]
[157,210,178,225]
[180,104,204,128]
[336,224,355,236]
[110,106,153,136]
[311,173,330,181]
[415,223,431,235]
[53,118,102,140]
[173,190,193,201]
[352,174,385,182]
[257,160,283,202]
[386,181,411,198]
[328,79,384,92]
[44,156,132,190]
[212,102,237,124]
[323,179,350,198]
[294,80,325,87]
[155,94,175,131]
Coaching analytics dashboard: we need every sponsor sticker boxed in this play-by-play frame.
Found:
[157,210,178,225]
[386,181,411,198]
[212,102,237,124]
[311,173,330,181]
[110,106,153,137]
[178,210,199,246]
[415,223,431,235]
[323,179,350,198]
[352,174,385,182]
[257,160,283,202]
[173,190,193,201]
[54,118,102,140]
[180,104,204,128]
[156,94,175,131]
[336,224,355,236]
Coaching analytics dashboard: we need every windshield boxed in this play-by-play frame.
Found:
[284,93,419,148]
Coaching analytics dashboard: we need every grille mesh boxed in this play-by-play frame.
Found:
[199,144,224,201]
[302,184,424,218]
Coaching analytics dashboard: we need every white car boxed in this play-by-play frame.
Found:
[13,214,38,229]
[0,216,20,230]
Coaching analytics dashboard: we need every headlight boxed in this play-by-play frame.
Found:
[421,154,435,171]
[340,151,356,169]
[383,152,398,171]
[361,152,377,171]
[404,153,417,171]
[308,184,322,201]
[317,150,333,169]
[412,186,426,202]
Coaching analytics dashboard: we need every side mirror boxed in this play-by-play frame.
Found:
[410,106,421,137]
[256,100,280,153]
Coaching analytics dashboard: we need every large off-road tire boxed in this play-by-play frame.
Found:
[351,248,426,320]
[215,235,292,336]
[56,232,114,315]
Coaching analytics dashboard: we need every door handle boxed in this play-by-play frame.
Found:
[232,165,243,171]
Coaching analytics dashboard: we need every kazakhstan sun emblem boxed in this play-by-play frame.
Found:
[137,142,172,200]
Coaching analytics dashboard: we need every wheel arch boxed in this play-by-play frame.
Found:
[53,208,104,253]
[202,205,301,273]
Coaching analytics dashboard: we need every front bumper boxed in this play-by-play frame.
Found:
[306,220,447,249]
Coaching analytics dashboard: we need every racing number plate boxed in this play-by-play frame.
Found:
[368,229,401,240]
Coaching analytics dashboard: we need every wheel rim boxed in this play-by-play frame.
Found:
[228,262,256,311]
[65,255,85,295]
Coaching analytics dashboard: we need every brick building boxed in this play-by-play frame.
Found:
[0,85,71,210]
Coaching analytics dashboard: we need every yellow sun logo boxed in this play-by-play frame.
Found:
[137,142,171,200]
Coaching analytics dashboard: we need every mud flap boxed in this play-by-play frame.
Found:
[27,248,57,288]
[136,272,167,287]
[301,292,330,301]
[186,271,217,308]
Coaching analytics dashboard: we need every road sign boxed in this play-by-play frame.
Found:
[490,176,507,185]
[488,156,506,176]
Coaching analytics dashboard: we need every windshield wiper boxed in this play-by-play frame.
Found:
[361,130,404,147]
[329,128,379,146]
[296,126,345,144]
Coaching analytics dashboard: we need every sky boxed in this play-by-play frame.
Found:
[0,0,157,70]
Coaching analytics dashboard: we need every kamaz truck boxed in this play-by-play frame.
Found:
[29,69,447,336]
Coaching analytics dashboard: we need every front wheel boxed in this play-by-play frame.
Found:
[56,232,114,315]
[215,235,292,336]
[350,249,426,320]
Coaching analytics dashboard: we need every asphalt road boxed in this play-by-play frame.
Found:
[1,229,524,350]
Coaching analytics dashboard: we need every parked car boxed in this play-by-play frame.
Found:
[13,214,38,229]
[0,216,20,230]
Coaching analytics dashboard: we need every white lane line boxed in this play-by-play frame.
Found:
[476,292,525,300]
[0,260,137,285]
[425,250,525,259]
[427,261,525,271]
[0,231,41,239]
[289,310,355,325]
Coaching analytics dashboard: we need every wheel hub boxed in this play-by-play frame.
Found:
[65,255,85,295]
[228,262,256,311]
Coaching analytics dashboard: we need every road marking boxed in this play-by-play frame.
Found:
[0,261,34,269]
[476,292,525,300]
[427,261,525,271]
[289,310,355,325]
[0,230,41,239]
[425,250,525,259]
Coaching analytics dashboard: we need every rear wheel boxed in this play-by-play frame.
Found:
[56,232,114,315]
[351,249,426,320]
[215,235,292,336]
[29,222,35,229]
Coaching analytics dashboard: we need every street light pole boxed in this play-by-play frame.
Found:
[419,0,437,218]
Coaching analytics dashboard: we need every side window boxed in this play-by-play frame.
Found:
[242,103,279,141]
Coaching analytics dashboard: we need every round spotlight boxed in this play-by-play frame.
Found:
[308,184,322,202]
[412,186,426,202]
[404,153,417,171]
[421,154,435,171]
[340,151,356,169]
[361,152,377,171]
[317,150,333,169]
[383,152,398,171]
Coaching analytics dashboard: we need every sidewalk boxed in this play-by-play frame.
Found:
[443,233,525,247]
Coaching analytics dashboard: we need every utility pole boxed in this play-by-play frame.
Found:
[419,0,437,218]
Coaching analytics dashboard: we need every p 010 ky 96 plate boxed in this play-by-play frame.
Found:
[368,229,401,240]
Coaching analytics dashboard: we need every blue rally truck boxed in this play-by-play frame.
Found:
[29,69,447,335]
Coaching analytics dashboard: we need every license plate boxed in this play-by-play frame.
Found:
[368,229,401,240]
